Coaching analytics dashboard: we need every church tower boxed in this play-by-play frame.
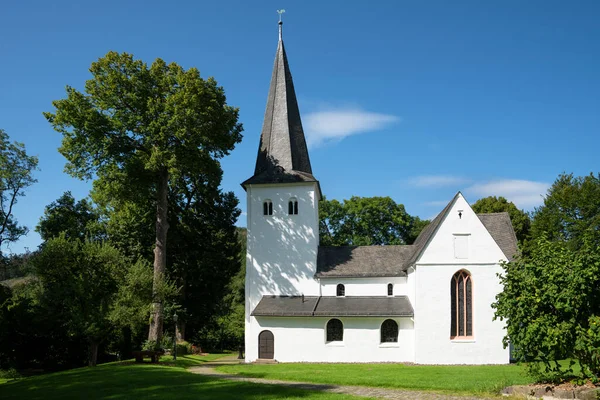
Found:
[242,20,321,361]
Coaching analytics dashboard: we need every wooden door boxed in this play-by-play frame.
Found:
[258,330,274,359]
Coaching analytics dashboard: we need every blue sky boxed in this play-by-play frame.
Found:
[2,0,599,254]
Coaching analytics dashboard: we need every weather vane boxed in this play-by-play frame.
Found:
[277,9,285,22]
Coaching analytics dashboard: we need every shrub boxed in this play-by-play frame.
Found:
[0,368,21,380]
[176,341,192,356]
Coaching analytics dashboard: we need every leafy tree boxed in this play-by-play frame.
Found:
[530,173,600,250]
[493,231,600,379]
[33,235,127,366]
[319,196,428,246]
[471,196,531,244]
[0,129,38,253]
[44,51,243,342]
[36,191,104,242]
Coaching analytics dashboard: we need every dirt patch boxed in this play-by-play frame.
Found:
[503,382,600,399]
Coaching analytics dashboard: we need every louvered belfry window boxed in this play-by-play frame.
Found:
[263,200,273,216]
[451,270,473,338]
[326,319,343,342]
[288,199,298,215]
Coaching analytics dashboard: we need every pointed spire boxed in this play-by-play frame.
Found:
[243,17,317,187]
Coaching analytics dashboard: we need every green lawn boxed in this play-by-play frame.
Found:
[217,362,534,396]
[0,355,372,400]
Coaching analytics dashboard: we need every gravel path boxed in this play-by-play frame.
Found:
[188,356,498,400]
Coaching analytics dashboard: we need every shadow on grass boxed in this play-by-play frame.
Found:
[0,362,349,400]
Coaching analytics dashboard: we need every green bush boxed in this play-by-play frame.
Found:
[0,368,21,380]
[176,341,192,356]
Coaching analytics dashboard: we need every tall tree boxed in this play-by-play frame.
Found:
[36,191,104,242]
[530,173,600,250]
[319,196,428,246]
[471,196,531,245]
[0,129,38,253]
[44,51,243,342]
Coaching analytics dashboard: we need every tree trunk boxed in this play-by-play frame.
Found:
[89,341,99,367]
[148,168,169,342]
[176,321,185,342]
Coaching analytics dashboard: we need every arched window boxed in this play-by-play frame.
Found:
[381,319,398,343]
[451,270,473,338]
[263,200,273,216]
[288,199,298,215]
[387,283,393,296]
[336,284,345,297]
[326,319,343,342]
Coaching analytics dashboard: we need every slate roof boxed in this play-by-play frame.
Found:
[243,22,317,188]
[251,295,414,317]
[316,246,412,278]
[315,193,520,277]
[477,212,519,261]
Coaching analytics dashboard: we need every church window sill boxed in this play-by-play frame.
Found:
[378,343,400,348]
[325,341,345,347]
[451,338,476,343]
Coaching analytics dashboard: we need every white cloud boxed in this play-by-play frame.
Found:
[304,107,399,147]
[408,175,471,188]
[466,179,550,209]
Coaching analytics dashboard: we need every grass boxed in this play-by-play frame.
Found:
[217,362,535,396]
[0,354,371,400]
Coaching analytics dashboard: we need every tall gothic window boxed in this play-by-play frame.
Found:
[326,319,343,342]
[380,319,399,343]
[288,199,298,215]
[263,200,273,216]
[451,270,473,338]
[336,284,345,297]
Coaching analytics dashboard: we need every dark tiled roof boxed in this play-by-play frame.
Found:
[406,192,461,267]
[251,295,414,317]
[316,246,413,278]
[477,212,519,261]
[313,296,414,317]
[251,295,319,316]
[244,33,315,187]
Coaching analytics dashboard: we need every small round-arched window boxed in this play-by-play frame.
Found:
[326,319,343,342]
[387,283,393,296]
[336,284,345,297]
[381,319,398,343]
[263,200,273,216]
[288,198,298,215]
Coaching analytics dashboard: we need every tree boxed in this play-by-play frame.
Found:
[471,196,531,244]
[493,231,600,379]
[319,196,428,246]
[33,235,127,366]
[0,129,38,253]
[44,51,243,342]
[530,173,600,250]
[36,191,104,242]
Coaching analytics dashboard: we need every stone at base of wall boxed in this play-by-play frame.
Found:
[502,385,600,400]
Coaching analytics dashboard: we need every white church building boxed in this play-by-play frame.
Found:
[242,21,517,364]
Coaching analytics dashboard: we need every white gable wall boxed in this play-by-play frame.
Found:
[245,182,321,362]
[414,194,509,364]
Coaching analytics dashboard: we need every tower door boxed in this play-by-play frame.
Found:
[258,330,274,359]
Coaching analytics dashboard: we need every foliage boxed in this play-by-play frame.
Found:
[176,341,192,356]
[319,196,428,246]
[0,251,35,281]
[218,362,532,396]
[0,356,355,400]
[0,369,21,380]
[0,129,38,253]
[530,173,600,250]
[471,196,531,245]
[36,191,104,242]
[32,235,128,366]
[45,51,243,342]
[493,232,600,380]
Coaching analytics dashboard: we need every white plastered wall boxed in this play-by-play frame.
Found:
[254,317,415,362]
[414,193,510,364]
[245,182,320,362]
[320,277,408,298]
